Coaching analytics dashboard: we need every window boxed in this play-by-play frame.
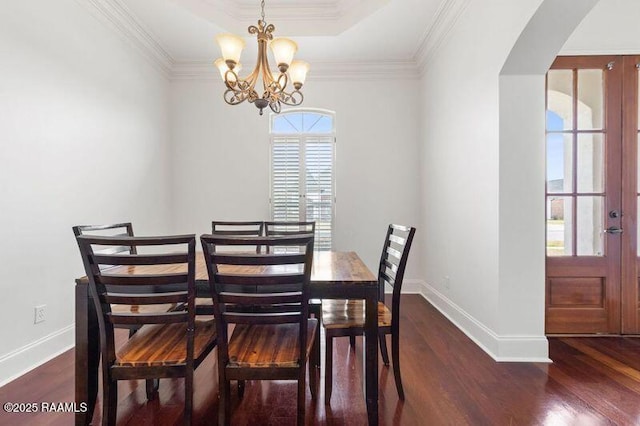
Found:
[270,110,335,251]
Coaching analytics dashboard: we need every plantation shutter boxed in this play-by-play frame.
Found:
[305,136,334,250]
[270,111,335,252]
[271,136,301,222]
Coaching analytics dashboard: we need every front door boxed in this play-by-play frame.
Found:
[545,55,640,334]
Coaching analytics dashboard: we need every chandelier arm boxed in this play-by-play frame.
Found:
[244,65,260,92]
[269,99,281,113]
[258,37,277,98]
[274,73,288,94]
[224,89,248,105]
[279,89,304,106]
[223,69,240,91]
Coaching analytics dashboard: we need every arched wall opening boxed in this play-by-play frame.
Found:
[496,0,600,357]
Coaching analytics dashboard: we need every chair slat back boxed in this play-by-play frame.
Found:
[378,224,416,308]
[264,221,315,236]
[264,221,315,253]
[73,222,137,256]
[212,221,265,253]
[76,234,197,364]
[201,234,314,365]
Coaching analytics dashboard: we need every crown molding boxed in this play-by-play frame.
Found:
[221,0,351,21]
[171,61,218,80]
[308,61,420,81]
[413,0,471,75]
[74,0,419,83]
[76,0,174,78]
[171,60,420,81]
[173,0,389,36]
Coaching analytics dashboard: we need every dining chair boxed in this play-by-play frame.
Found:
[264,221,315,238]
[73,222,173,399]
[321,224,415,403]
[264,221,321,367]
[75,234,217,426]
[201,221,267,316]
[200,234,318,426]
[211,221,265,253]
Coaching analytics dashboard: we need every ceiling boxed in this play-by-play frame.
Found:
[117,0,447,67]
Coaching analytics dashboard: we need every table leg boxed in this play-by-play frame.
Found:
[364,287,379,425]
[75,282,99,425]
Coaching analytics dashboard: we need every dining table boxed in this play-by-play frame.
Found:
[74,250,380,425]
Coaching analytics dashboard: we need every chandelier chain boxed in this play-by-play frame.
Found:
[260,0,266,22]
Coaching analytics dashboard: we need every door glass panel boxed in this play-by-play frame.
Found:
[577,70,604,130]
[547,133,573,193]
[547,196,573,256]
[577,133,604,193]
[547,70,573,131]
[577,196,604,256]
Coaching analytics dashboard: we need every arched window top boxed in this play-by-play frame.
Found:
[270,109,335,134]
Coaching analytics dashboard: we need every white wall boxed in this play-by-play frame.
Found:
[0,0,171,385]
[419,0,546,360]
[170,77,422,279]
[561,0,640,55]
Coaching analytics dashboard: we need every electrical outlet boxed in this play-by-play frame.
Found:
[34,305,46,324]
[444,276,451,289]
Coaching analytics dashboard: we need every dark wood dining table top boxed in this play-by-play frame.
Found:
[76,251,377,287]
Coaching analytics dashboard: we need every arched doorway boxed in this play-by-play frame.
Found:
[496,0,600,344]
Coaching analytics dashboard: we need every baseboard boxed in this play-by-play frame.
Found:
[406,280,550,363]
[0,325,75,388]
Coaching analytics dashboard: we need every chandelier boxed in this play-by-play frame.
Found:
[214,0,310,115]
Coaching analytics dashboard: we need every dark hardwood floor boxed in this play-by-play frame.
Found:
[2,295,640,425]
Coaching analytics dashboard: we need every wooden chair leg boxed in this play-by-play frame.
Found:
[297,370,306,426]
[184,369,193,425]
[103,379,118,426]
[324,336,333,405]
[308,330,320,400]
[146,378,159,400]
[219,375,231,426]
[391,330,405,400]
[379,333,390,366]
[349,335,356,349]
[238,380,245,399]
[314,321,321,369]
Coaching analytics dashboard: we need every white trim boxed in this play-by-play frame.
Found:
[203,0,388,22]
[306,61,420,81]
[0,325,75,388]
[171,61,218,81]
[400,280,551,363]
[74,0,174,78]
[173,0,389,36]
[75,0,434,81]
[560,48,640,56]
[75,0,469,81]
[172,60,420,81]
[413,0,471,75]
